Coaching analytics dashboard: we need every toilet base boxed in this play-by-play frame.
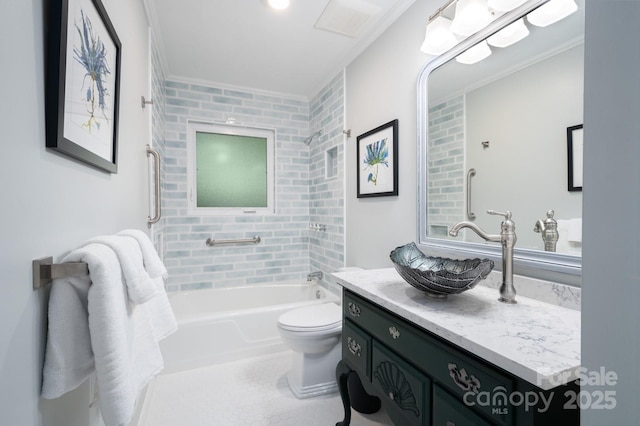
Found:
[286,371,338,399]
[285,342,341,399]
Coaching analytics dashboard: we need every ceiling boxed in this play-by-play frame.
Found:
[145,0,416,99]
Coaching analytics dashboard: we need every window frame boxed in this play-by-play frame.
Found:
[186,120,276,216]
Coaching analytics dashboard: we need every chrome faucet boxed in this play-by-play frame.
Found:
[534,210,559,252]
[449,210,517,304]
[307,271,323,281]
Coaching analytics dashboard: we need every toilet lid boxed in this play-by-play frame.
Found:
[278,303,342,331]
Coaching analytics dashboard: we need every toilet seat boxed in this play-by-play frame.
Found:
[277,303,342,332]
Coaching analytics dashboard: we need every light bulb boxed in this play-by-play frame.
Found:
[451,0,493,37]
[487,18,529,48]
[267,0,290,10]
[456,40,492,64]
[527,0,578,27]
[421,16,458,56]
[488,0,527,12]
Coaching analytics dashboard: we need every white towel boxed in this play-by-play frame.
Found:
[144,276,178,342]
[567,218,582,243]
[556,219,582,255]
[41,269,94,396]
[42,243,176,426]
[83,235,160,304]
[116,230,176,341]
[118,229,167,279]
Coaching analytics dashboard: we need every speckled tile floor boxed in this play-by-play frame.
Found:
[139,351,392,426]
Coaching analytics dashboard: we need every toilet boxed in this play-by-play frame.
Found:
[277,302,342,399]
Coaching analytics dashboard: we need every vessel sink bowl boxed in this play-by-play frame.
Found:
[389,242,494,298]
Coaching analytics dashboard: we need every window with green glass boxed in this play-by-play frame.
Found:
[187,122,275,215]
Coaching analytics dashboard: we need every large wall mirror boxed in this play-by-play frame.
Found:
[417,0,584,282]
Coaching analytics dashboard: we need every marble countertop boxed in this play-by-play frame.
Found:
[332,268,581,390]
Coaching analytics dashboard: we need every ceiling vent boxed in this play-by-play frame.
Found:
[315,0,382,38]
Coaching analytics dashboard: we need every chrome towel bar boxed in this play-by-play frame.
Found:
[33,257,89,290]
[205,236,261,247]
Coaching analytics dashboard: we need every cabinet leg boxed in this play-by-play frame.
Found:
[336,360,353,426]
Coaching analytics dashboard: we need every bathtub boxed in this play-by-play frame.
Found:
[159,283,340,374]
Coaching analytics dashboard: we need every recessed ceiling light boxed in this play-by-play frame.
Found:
[267,0,290,10]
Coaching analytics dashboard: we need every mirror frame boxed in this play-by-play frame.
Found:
[417,0,582,285]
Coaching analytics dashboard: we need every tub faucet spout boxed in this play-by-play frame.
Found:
[307,271,323,281]
[449,210,517,304]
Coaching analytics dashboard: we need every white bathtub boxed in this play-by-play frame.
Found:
[159,283,340,374]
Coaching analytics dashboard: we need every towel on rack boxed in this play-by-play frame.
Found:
[82,235,160,304]
[114,231,176,340]
[42,242,177,426]
[567,218,582,243]
[556,219,582,255]
[118,229,167,279]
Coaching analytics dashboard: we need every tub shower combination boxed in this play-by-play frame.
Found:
[160,282,340,374]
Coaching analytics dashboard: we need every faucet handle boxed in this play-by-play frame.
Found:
[487,210,512,220]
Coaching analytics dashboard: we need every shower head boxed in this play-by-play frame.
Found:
[303,130,323,146]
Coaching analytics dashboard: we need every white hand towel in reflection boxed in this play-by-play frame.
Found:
[568,218,582,243]
[42,243,166,426]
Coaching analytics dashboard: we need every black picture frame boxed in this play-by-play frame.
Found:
[356,119,399,198]
[567,124,583,192]
[46,0,121,173]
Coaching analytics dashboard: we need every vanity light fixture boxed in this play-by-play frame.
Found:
[267,0,290,10]
[420,16,459,55]
[422,0,579,65]
[450,0,494,37]
[527,0,578,27]
[487,17,529,47]
[455,40,492,64]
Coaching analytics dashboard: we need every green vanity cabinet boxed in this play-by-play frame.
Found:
[372,341,431,425]
[433,384,493,426]
[336,290,579,426]
[342,320,371,379]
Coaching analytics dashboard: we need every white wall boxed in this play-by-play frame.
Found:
[0,0,151,424]
[345,0,441,268]
[466,44,584,250]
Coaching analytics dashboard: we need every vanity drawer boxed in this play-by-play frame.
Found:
[433,384,495,426]
[372,341,430,426]
[342,320,371,380]
[424,344,514,425]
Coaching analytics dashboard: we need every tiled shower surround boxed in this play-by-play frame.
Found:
[427,95,465,237]
[153,74,345,292]
[308,73,345,282]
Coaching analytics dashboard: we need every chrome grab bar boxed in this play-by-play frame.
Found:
[466,168,476,221]
[147,145,161,227]
[206,236,261,247]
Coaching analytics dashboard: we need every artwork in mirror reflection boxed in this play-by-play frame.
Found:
[425,1,584,256]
